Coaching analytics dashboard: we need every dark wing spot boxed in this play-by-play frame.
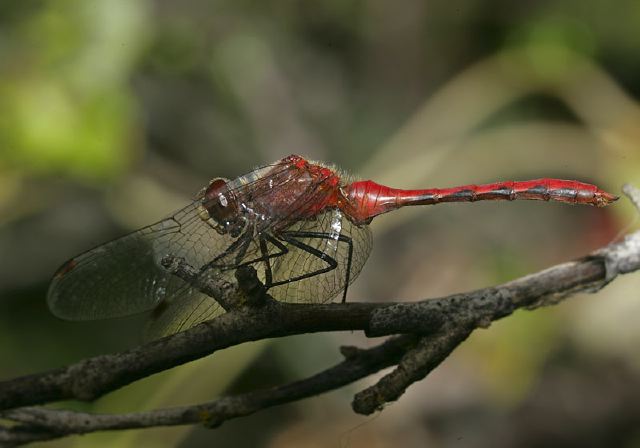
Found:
[53,259,78,279]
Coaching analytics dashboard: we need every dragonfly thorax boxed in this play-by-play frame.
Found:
[199,178,247,237]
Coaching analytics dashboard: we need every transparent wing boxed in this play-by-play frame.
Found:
[143,287,224,340]
[144,211,373,337]
[47,201,236,320]
[48,159,374,338]
[267,210,373,303]
[143,230,266,339]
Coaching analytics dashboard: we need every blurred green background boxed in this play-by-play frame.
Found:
[1,1,640,447]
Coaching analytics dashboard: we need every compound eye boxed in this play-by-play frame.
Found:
[204,178,229,204]
[201,178,239,230]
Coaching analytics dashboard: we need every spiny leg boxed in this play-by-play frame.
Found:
[259,234,272,285]
[198,231,253,274]
[219,233,289,284]
[222,232,288,268]
[225,233,289,287]
[195,229,354,300]
[270,233,337,287]
[271,231,354,301]
[197,229,289,290]
[257,233,289,286]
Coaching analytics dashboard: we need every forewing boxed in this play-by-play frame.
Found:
[47,201,233,321]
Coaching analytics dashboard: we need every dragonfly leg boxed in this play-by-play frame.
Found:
[258,234,288,286]
[196,229,354,302]
[210,232,290,285]
[197,230,289,290]
[265,231,353,301]
[268,233,338,289]
[279,231,353,302]
[231,233,289,285]
[198,234,252,273]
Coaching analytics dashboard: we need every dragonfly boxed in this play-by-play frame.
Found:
[47,154,618,339]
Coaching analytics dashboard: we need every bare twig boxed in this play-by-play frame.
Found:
[352,327,473,415]
[160,255,241,311]
[160,257,274,311]
[1,185,639,446]
[0,335,418,446]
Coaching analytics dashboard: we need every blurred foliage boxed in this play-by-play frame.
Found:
[0,0,149,180]
[1,1,640,447]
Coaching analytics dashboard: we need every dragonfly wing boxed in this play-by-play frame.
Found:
[267,210,373,303]
[143,287,224,340]
[140,210,371,337]
[47,201,233,321]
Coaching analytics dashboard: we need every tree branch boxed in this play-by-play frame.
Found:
[1,185,639,446]
[0,335,418,446]
[352,327,473,415]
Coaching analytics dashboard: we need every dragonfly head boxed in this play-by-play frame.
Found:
[199,178,246,237]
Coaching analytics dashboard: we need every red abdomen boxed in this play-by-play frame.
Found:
[341,178,618,224]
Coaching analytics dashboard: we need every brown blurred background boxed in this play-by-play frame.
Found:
[1,1,639,447]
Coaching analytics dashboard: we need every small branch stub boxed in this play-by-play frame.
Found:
[235,265,270,307]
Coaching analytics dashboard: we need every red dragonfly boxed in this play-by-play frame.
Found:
[47,154,617,338]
